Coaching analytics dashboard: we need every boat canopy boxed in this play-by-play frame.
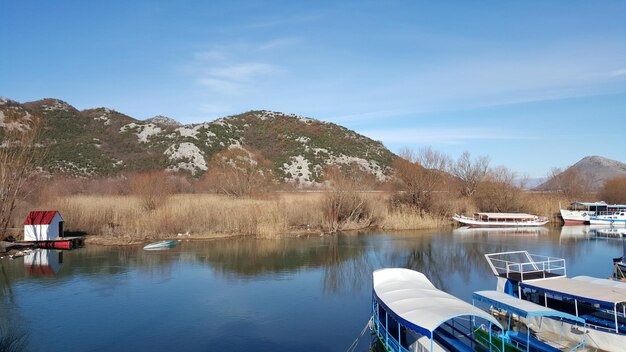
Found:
[571,201,607,207]
[473,290,585,324]
[520,277,626,308]
[373,268,503,338]
[572,276,626,290]
[475,213,537,219]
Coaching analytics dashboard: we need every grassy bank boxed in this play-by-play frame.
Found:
[10,190,570,245]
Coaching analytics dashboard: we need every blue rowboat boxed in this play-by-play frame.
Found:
[143,240,178,251]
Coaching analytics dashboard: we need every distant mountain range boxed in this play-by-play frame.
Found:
[535,155,626,191]
[0,97,395,185]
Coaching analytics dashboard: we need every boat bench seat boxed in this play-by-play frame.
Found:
[580,314,626,333]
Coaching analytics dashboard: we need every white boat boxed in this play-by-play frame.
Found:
[452,212,549,227]
[473,290,588,351]
[589,205,626,225]
[484,251,626,352]
[143,240,178,250]
[372,268,508,352]
[560,201,608,225]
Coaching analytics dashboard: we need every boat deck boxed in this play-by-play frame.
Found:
[497,271,563,281]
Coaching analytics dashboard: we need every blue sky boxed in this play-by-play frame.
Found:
[1,1,625,177]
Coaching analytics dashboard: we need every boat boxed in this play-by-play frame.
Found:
[372,268,509,352]
[143,240,178,251]
[589,205,626,225]
[452,213,549,228]
[612,234,626,281]
[484,251,626,352]
[559,201,607,225]
[473,290,588,351]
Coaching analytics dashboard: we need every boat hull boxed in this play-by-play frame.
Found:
[143,240,178,250]
[560,209,591,225]
[452,215,549,228]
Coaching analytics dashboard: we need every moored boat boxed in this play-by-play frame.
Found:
[484,251,626,352]
[560,201,607,225]
[473,290,588,351]
[452,213,549,228]
[589,205,626,225]
[372,268,509,352]
[143,240,178,251]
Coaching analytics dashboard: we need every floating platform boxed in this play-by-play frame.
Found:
[17,236,85,250]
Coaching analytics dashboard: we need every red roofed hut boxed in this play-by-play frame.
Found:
[24,211,64,241]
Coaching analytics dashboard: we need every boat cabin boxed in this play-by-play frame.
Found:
[568,201,608,213]
[474,213,540,223]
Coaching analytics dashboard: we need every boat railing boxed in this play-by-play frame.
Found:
[484,251,566,281]
[372,319,410,352]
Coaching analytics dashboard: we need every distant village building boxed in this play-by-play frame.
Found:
[24,211,64,241]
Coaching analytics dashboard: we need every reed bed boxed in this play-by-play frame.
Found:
[23,190,572,243]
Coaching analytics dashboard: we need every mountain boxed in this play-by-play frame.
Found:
[535,155,626,191]
[0,97,395,185]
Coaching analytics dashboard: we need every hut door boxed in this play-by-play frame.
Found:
[59,221,64,238]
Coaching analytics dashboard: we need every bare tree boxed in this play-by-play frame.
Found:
[200,147,272,197]
[544,167,592,198]
[0,118,44,239]
[450,151,490,197]
[474,166,523,212]
[322,165,374,233]
[129,171,174,211]
[600,177,626,204]
[393,147,450,211]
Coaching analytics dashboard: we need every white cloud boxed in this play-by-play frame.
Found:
[610,68,626,77]
[189,40,290,95]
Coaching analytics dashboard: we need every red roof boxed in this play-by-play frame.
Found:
[24,211,60,225]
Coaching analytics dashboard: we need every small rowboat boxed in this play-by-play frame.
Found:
[143,240,179,251]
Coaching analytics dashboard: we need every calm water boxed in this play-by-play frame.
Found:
[1,226,624,352]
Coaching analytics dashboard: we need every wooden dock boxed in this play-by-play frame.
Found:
[17,236,85,250]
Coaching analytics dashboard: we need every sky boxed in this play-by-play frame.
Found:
[1,0,625,177]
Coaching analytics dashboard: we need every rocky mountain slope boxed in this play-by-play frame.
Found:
[0,97,395,185]
[536,155,626,191]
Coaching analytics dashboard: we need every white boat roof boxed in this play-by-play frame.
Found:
[573,276,626,291]
[571,201,607,207]
[475,213,538,219]
[520,277,626,306]
[373,268,503,338]
[473,290,585,324]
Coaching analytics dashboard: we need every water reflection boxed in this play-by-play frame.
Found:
[453,226,548,237]
[24,250,63,277]
[0,229,624,352]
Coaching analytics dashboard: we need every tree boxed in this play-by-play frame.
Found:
[129,171,174,211]
[322,165,374,233]
[544,167,592,198]
[200,147,272,197]
[474,166,523,212]
[600,177,626,204]
[0,118,44,239]
[392,147,450,211]
[450,151,490,197]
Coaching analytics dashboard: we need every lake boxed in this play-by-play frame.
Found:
[1,226,624,352]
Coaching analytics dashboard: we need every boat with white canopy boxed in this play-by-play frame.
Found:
[559,202,608,225]
[473,290,587,351]
[453,213,549,228]
[484,251,626,352]
[372,268,508,352]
